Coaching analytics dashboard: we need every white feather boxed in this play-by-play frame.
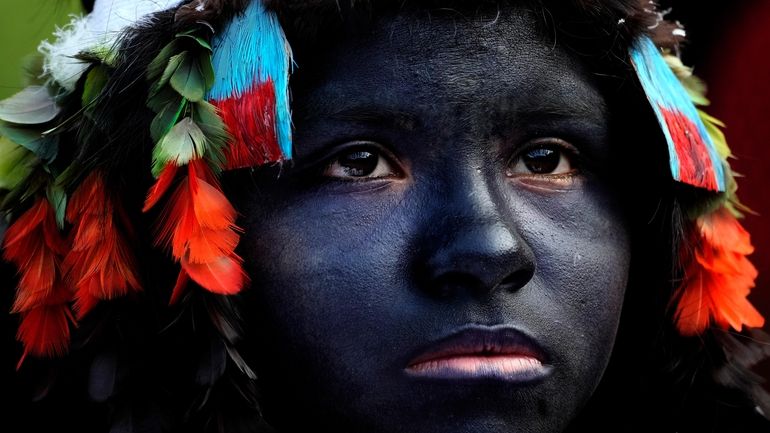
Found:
[38,0,183,91]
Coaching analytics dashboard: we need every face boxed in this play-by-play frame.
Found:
[235,6,631,433]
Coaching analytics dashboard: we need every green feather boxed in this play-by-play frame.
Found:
[0,121,57,162]
[147,86,182,114]
[82,66,110,108]
[146,24,231,181]
[148,40,181,81]
[151,98,187,143]
[698,109,730,160]
[46,182,67,229]
[0,168,47,212]
[199,51,215,92]
[193,101,228,171]
[170,53,207,102]
[152,117,207,176]
[0,137,37,191]
[152,52,187,98]
[176,32,213,51]
[193,101,227,149]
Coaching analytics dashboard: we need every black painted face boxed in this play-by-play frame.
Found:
[236,6,631,433]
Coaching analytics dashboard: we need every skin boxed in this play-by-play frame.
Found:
[236,5,631,433]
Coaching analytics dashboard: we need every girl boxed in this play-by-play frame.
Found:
[1,1,768,431]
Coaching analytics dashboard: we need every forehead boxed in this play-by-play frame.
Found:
[290,5,607,128]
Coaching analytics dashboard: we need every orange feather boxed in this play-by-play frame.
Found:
[674,208,765,335]
[154,159,247,301]
[64,172,142,319]
[182,255,245,296]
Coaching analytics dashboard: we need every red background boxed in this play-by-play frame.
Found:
[672,0,770,381]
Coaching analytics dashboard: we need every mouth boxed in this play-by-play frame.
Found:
[405,325,552,383]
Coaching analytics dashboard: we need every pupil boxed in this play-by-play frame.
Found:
[341,151,378,176]
[523,148,560,174]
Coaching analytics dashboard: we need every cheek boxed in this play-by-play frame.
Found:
[514,181,630,382]
[239,186,416,365]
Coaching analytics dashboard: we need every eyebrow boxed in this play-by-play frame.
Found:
[519,104,604,123]
[323,106,421,131]
[300,87,607,136]
[314,101,604,132]
[514,92,608,125]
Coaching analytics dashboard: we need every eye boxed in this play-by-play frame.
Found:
[323,145,400,179]
[507,140,578,177]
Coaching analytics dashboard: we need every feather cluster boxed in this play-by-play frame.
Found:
[208,0,293,168]
[212,79,281,168]
[674,208,765,336]
[630,37,725,192]
[145,19,248,303]
[64,172,142,318]
[150,160,246,303]
[2,197,73,362]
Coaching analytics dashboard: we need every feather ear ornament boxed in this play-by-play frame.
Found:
[674,208,764,335]
[144,19,247,303]
[0,14,144,360]
[0,86,74,363]
[630,36,725,192]
[2,197,73,365]
[632,36,766,336]
[207,0,294,169]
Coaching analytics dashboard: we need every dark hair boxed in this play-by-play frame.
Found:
[3,2,769,432]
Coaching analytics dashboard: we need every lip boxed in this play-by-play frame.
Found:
[405,325,552,383]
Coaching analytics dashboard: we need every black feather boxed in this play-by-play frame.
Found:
[196,337,227,387]
[89,351,118,402]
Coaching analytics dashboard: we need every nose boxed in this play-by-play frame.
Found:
[414,173,536,299]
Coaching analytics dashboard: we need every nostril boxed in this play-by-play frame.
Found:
[426,267,534,299]
[496,268,534,292]
[429,272,479,299]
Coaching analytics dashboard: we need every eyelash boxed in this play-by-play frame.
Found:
[509,138,581,170]
[316,138,583,183]
[320,142,403,181]
[505,138,584,188]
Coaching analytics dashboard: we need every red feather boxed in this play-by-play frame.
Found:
[169,269,190,305]
[213,80,282,170]
[144,163,179,212]
[16,301,75,368]
[660,107,720,192]
[2,197,74,362]
[155,159,247,301]
[12,241,58,312]
[64,172,142,319]
[2,200,48,248]
[674,208,765,335]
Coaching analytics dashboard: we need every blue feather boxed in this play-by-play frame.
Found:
[630,37,725,192]
[208,0,293,159]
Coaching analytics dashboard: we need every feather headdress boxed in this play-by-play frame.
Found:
[0,0,763,363]
[629,32,764,335]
